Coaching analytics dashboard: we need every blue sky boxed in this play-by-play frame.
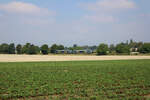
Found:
[0,0,150,46]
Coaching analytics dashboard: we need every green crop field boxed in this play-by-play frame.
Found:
[0,60,150,100]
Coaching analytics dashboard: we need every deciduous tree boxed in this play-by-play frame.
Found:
[8,43,15,54]
[97,43,109,55]
[41,44,49,54]
[16,44,22,54]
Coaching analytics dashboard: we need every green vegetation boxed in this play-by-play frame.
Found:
[139,43,150,54]
[0,60,150,100]
[0,43,9,54]
[97,43,108,55]
[21,43,40,55]
[116,43,130,54]
[0,39,150,55]
[50,44,65,53]
[8,43,15,54]
[40,44,49,55]
[16,44,22,54]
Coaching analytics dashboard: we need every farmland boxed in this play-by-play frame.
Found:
[0,60,150,100]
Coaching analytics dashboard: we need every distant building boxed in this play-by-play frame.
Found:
[55,49,93,54]
[130,47,138,52]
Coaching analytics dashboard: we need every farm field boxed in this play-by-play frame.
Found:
[0,60,150,100]
[0,54,150,62]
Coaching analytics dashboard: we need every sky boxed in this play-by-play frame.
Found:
[0,0,150,46]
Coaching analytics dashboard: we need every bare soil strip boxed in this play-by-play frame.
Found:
[0,54,150,62]
[145,94,150,98]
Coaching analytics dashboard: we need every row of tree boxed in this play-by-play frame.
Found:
[0,43,65,55]
[0,40,150,55]
[97,40,150,55]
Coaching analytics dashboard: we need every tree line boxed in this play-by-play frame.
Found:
[97,40,150,55]
[0,43,65,55]
[0,40,150,55]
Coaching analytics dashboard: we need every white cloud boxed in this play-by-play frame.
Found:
[82,0,135,12]
[84,14,115,23]
[0,1,55,16]
[79,0,136,23]
[0,2,56,29]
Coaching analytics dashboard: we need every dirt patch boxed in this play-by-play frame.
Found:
[145,94,150,98]
[0,54,150,62]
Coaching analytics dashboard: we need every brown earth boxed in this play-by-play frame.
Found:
[145,94,150,98]
[0,54,150,62]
